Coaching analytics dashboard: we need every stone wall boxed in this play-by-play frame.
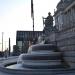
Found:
[55,27,75,68]
[48,27,75,68]
[56,27,75,51]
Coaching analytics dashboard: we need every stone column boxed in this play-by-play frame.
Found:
[72,8,74,25]
[66,11,68,28]
[63,13,66,28]
[67,11,69,27]
[63,12,67,29]
[71,8,75,26]
[71,8,73,22]
[73,8,75,23]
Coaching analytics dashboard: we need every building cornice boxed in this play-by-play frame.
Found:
[64,1,75,13]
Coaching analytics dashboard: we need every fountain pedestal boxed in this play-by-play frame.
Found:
[18,44,65,69]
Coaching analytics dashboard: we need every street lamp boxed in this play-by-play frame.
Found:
[2,32,4,52]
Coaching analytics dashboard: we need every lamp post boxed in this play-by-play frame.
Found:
[2,32,4,52]
[9,38,11,56]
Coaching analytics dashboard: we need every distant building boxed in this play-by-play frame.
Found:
[13,45,20,56]
[54,0,75,51]
[16,31,43,53]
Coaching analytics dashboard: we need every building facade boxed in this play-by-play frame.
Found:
[54,0,75,51]
[16,31,43,53]
[54,0,75,68]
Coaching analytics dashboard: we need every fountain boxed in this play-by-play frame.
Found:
[17,44,64,69]
[0,43,75,75]
[0,33,74,74]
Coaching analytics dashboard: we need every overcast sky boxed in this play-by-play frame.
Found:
[0,0,60,51]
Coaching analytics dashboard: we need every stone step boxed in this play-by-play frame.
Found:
[22,62,64,69]
[20,60,62,64]
[28,44,58,52]
[20,53,62,60]
[31,50,61,55]
[22,60,62,62]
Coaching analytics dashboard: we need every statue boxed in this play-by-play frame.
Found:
[44,12,53,27]
[43,12,53,35]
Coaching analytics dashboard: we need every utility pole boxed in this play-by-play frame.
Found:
[9,38,11,56]
[2,32,4,52]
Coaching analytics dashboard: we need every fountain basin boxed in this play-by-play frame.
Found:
[0,44,75,75]
[0,56,75,75]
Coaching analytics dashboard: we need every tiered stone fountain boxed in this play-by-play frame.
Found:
[1,43,75,75]
[18,44,65,69]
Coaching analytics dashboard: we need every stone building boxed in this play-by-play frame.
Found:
[54,0,75,68]
[16,31,43,53]
[54,0,75,51]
